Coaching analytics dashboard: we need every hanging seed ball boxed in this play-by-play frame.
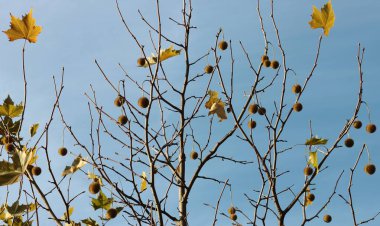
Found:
[118,115,128,125]
[227,107,231,113]
[323,214,332,223]
[258,107,266,116]
[248,119,257,129]
[353,120,362,129]
[106,208,118,219]
[27,165,34,173]
[218,40,228,50]
[230,213,238,221]
[58,147,68,156]
[248,104,259,114]
[114,95,125,107]
[138,97,150,108]
[364,164,376,175]
[263,60,271,67]
[344,138,354,148]
[204,64,214,74]
[292,84,302,94]
[271,60,280,69]
[31,166,42,176]
[89,181,101,194]
[366,123,376,133]
[228,206,236,215]
[293,102,303,112]
[137,58,146,67]
[190,151,198,160]
[304,166,313,176]
[307,193,315,202]
[5,143,15,152]
[261,55,269,63]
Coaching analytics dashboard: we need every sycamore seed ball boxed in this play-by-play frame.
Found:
[263,60,271,68]
[365,164,376,175]
[292,84,302,94]
[304,166,313,176]
[248,104,259,114]
[58,147,68,156]
[248,119,257,129]
[323,214,332,223]
[366,124,376,133]
[118,115,128,125]
[204,65,213,74]
[230,213,238,221]
[228,206,236,214]
[218,40,228,50]
[190,151,198,160]
[227,107,231,113]
[32,166,42,176]
[353,120,362,129]
[258,107,266,116]
[138,97,150,108]
[5,143,15,152]
[137,58,146,67]
[89,182,101,194]
[271,60,280,69]
[261,55,269,63]
[344,138,354,148]
[114,95,125,107]
[293,102,303,112]
[106,208,118,219]
[307,193,315,202]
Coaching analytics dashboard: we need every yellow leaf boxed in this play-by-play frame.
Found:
[140,171,147,192]
[140,45,181,67]
[308,152,318,172]
[309,0,335,36]
[62,155,87,176]
[61,206,74,220]
[305,187,313,207]
[205,90,227,121]
[305,136,328,146]
[3,9,42,43]
[88,171,103,186]
[209,101,227,122]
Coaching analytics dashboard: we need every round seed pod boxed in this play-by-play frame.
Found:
[89,182,101,194]
[137,58,146,67]
[58,147,68,156]
[138,97,150,108]
[307,193,315,202]
[293,102,303,112]
[353,120,362,129]
[218,41,228,50]
[304,166,313,176]
[364,164,376,175]
[292,84,302,94]
[271,60,280,69]
[190,151,198,160]
[248,104,259,114]
[323,214,332,223]
[366,124,376,133]
[106,208,118,219]
[248,119,257,129]
[32,166,42,176]
[118,115,128,125]
[204,65,213,74]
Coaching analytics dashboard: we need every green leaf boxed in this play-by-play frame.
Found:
[29,124,39,137]
[0,160,22,186]
[81,218,99,226]
[91,191,113,211]
[6,201,33,217]
[0,104,24,118]
[305,136,328,145]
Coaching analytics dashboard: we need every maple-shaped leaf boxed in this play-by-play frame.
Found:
[139,45,181,67]
[305,136,328,146]
[62,155,87,176]
[0,149,34,186]
[6,201,34,217]
[91,191,113,211]
[140,171,147,192]
[3,9,42,43]
[0,101,24,119]
[205,90,227,121]
[309,0,335,36]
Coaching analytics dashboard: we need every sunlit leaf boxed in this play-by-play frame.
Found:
[6,201,34,217]
[141,171,147,192]
[61,206,74,221]
[0,102,24,118]
[139,45,181,68]
[29,123,39,137]
[309,0,335,36]
[0,205,12,221]
[88,171,103,186]
[308,151,319,172]
[305,187,313,207]
[0,150,33,186]
[91,191,113,211]
[3,9,42,43]
[62,155,87,176]
[305,136,328,146]
[205,90,227,121]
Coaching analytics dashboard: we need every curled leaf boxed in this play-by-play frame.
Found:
[29,123,39,137]
[91,191,113,210]
[3,9,42,43]
[308,151,319,172]
[62,155,87,176]
[141,171,147,192]
[309,0,335,36]
[139,45,181,68]
[205,90,227,121]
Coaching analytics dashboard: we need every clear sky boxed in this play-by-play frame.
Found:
[0,0,380,226]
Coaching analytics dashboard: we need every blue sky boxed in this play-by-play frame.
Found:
[1,0,380,225]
